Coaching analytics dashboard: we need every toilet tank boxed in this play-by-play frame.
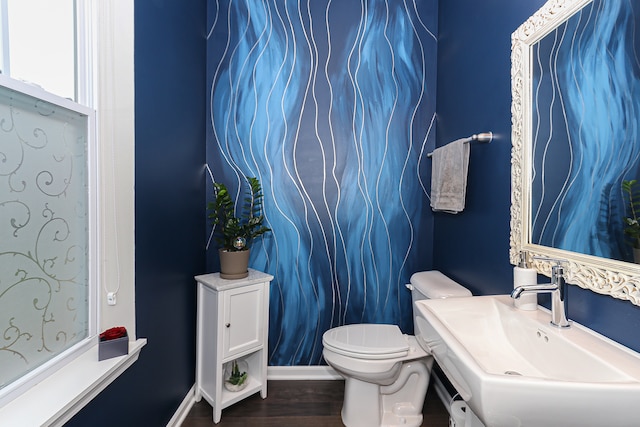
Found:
[408,271,471,307]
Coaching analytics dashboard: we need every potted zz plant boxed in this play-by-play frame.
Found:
[208,176,270,279]
[622,179,640,263]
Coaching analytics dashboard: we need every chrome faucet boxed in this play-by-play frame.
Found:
[511,259,570,328]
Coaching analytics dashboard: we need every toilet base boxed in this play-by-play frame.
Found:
[340,359,431,427]
[381,411,423,427]
[341,379,424,427]
[343,405,423,427]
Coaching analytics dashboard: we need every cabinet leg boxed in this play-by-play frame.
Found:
[261,385,267,399]
[214,408,222,424]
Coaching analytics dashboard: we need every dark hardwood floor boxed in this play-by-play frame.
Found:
[182,380,450,427]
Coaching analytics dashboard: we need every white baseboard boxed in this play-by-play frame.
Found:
[166,385,196,427]
[267,365,343,380]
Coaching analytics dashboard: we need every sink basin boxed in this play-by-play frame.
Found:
[414,295,640,427]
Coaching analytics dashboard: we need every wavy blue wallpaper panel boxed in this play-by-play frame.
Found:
[206,0,437,365]
[531,0,640,262]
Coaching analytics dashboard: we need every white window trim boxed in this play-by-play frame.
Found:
[0,0,140,421]
[0,0,9,75]
[93,0,136,338]
[0,340,146,426]
[75,0,95,107]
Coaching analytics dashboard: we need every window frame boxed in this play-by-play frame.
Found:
[0,0,9,75]
[0,0,138,415]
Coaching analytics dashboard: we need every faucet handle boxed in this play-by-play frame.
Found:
[551,265,564,284]
[532,256,567,281]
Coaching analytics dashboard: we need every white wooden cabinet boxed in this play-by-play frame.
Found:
[194,269,273,423]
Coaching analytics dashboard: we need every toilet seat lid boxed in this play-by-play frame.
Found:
[322,324,408,359]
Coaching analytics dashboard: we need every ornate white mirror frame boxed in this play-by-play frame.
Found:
[510,0,640,306]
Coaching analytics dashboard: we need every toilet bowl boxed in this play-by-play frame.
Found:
[322,271,471,427]
[323,324,432,427]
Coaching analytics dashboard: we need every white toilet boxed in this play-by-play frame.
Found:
[322,271,472,427]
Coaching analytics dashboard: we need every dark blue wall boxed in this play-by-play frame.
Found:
[67,1,207,425]
[434,0,640,351]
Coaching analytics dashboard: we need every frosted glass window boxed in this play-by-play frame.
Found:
[0,82,91,392]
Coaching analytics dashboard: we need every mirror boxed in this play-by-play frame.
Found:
[511,0,640,306]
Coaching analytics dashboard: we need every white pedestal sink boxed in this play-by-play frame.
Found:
[414,295,640,427]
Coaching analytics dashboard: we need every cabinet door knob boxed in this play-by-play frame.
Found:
[225,323,231,328]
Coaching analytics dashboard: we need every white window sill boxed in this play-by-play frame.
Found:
[0,338,146,427]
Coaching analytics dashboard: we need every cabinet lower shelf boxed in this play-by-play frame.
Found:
[220,375,264,408]
[199,364,267,415]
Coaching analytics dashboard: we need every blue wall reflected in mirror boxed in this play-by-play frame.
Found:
[531,0,640,263]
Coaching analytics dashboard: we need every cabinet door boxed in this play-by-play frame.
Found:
[222,283,264,358]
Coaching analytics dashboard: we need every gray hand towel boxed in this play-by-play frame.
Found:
[430,138,470,214]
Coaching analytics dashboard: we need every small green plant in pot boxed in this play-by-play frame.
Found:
[224,359,248,392]
[208,176,270,279]
[622,179,640,261]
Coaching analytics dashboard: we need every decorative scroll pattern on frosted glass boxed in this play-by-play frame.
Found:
[206,0,437,365]
[0,86,89,390]
[530,0,640,262]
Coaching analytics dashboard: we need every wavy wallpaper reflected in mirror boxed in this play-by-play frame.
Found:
[530,0,640,263]
[206,0,437,365]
